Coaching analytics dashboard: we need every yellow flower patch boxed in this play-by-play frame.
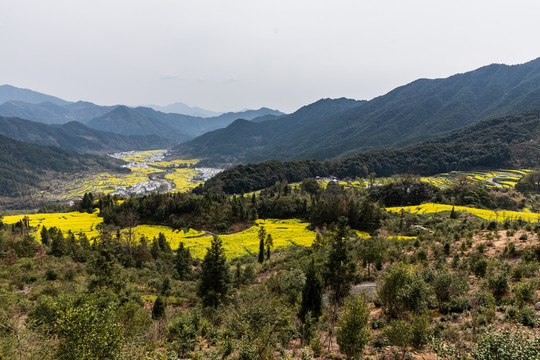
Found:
[386,203,540,222]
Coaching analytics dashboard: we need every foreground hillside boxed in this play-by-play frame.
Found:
[176,57,540,165]
[1,175,539,359]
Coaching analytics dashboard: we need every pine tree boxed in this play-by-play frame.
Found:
[265,234,274,260]
[258,225,267,263]
[152,296,166,320]
[51,231,66,257]
[197,235,231,308]
[324,217,357,304]
[299,258,324,323]
[450,206,457,219]
[175,242,192,280]
[40,226,50,247]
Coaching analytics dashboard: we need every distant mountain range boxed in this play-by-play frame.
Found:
[0,85,284,143]
[177,57,540,165]
[0,116,174,154]
[148,102,222,117]
[0,84,70,106]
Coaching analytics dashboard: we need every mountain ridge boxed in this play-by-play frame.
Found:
[0,116,174,153]
[175,57,540,165]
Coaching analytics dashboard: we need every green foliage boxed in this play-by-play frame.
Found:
[55,301,123,360]
[377,263,411,318]
[472,327,540,360]
[384,319,411,358]
[359,235,385,276]
[336,294,371,360]
[175,242,192,280]
[487,270,509,300]
[197,235,231,308]
[152,296,166,320]
[299,259,324,323]
[168,308,205,355]
[258,226,266,263]
[513,280,536,306]
[324,217,357,304]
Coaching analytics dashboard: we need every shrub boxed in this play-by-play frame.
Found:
[472,327,540,359]
[487,271,509,300]
[45,268,58,281]
[336,294,371,360]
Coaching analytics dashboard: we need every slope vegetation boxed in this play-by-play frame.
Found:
[203,110,540,194]
[0,134,126,199]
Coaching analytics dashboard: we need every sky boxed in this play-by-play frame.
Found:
[1,1,540,113]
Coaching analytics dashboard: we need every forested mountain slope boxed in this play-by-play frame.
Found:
[178,58,540,165]
[0,134,126,198]
[202,110,540,194]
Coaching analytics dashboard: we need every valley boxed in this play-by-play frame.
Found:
[2,58,540,360]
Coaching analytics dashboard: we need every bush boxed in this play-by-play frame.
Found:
[487,271,509,300]
[336,294,371,360]
[168,308,204,356]
[472,327,540,359]
[472,259,488,278]
[513,280,536,306]
[55,301,123,360]
[45,268,58,281]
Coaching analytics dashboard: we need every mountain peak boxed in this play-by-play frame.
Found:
[0,84,71,106]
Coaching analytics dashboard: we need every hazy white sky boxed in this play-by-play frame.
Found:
[1,0,539,113]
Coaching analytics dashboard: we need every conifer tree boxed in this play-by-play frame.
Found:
[51,231,66,257]
[197,235,231,308]
[152,296,166,320]
[258,225,267,263]
[265,234,274,260]
[324,217,357,304]
[299,258,324,323]
[40,226,50,247]
[175,242,192,280]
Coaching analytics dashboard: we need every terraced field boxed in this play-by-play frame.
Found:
[321,169,532,190]
[386,203,540,222]
[419,169,531,189]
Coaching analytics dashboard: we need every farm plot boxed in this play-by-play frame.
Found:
[386,203,540,222]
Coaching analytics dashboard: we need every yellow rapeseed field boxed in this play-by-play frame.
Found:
[386,203,540,222]
[3,212,103,238]
[2,212,314,259]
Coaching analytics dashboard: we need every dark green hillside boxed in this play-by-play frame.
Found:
[174,98,365,164]
[203,110,540,194]
[0,134,126,197]
[177,58,540,165]
[0,116,173,153]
